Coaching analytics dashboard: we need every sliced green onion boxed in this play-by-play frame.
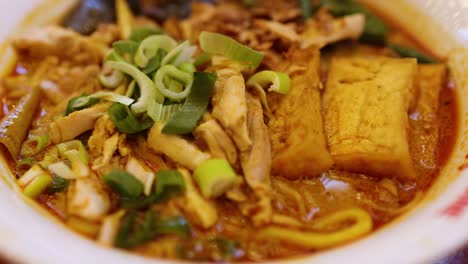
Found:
[155,216,190,237]
[299,0,312,20]
[135,35,178,68]
[106,50,127,63]
[106,61,164,113]
[142,48,168,75]
[112,40,139,57]
[108,103,154,134]
[194,52,211,67]
[47,176,70,194]
[129,27,164,43]
[64,149,89,178]
[389,43,437,64]
[57,140,88,163]
[147,99,182,122]
[199,31,264,69]
[126,80,137,98]
[16,157,36,171]
[38,147,60,169]
[154,65,193,101]
[90,91,134,106]
[179,62,196,73]
[115,210,156,249]
[154,170,185,202]
[65,94,99,116]
[23,174,52,198]
[103,169,144,198]
[246,70,291,95]
[193,159,239,198]
[161,41,195,66]
[98,70,125,89]
[20,135,49,157]
[48,162,76,180]
[18,165,46,187]
[162,72,216,134]
[164,75,184,93]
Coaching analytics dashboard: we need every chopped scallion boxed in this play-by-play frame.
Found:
[56,140,88,163]
[154,170,185,202]
[98,69,125,89]
[48,162,76,180]
[16,157,36,171]
[142,48,168,75]
[106,61,164,113]
[65,94,99,116]
[154,65,193,101]
[128,27,164,43]
[18,165,46,187]
[90,91,134,106]
[193,159,239,198]
[389,43,437,64]
[103,169,144,198]
[155,216,190,237]
[24,174,52,198]
[199,31,264,69]
[194,52,211,67]
[161,41,195,66]
[112,40,139,57]
[246,70,291,95]
[147,99,182,122]
[108,103,154,134]
[134,35,178,68]
[47,176,70,194]
[179,62,196,73]
[162,72,216,134]
[20,135,49,157]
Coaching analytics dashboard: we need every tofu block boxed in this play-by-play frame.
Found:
[268,47,333,179]
[409,64,446,174]
[414,64,447,122]
[323,56,417,180]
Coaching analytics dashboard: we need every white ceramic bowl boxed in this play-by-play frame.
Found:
[0,0,467,263]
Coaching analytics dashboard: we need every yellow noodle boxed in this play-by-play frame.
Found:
[271,214,303,227]
[272,178,307,217]
[257,208,373,249]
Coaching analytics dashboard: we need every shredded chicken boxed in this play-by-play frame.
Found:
[177,168,218,229]
[194,114,238,167]
[211,59,251,152]
[68,174,111,222]
[254,19,300,43]
[301,13,365,48]
[13,26,108,64]
[147,123,211,170]
[50,103,109,144]
[240,94,272,226]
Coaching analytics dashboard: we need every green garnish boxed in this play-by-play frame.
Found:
[162,72,217,135]
[389,43,437,64]
[47,176,70,194]
[246,70,291,95]
[103,169,144,198]
[24,174,53,198]
[154,170,186,202]
[106,61,164,113]
[155,216,191,237]
[112,40,139,57]
[20,135,49,157]
[142,48,168,75]
[154,65,194,102]
[199,31,264,69]
[65,94,99,116]
[135,35,178,68]
[128,27,164,43]
[193,159,239,198]
[108,103,154,134]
